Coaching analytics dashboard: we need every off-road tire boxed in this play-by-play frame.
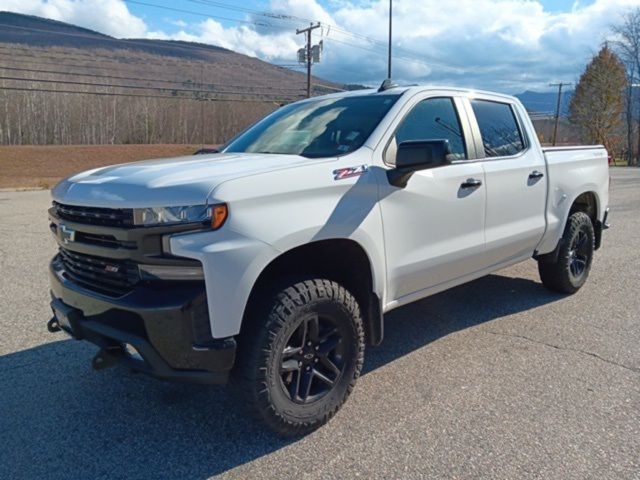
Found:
[538,211,595,294]
[232,278,365,436]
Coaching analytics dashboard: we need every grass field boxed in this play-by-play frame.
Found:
[0,144,205,189]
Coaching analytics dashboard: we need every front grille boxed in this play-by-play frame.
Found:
[74,232,137,250]
[58,248,139,297]
[53,202,134,227]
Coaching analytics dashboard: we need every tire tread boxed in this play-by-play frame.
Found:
[232,277,365,436]
[538,211,594,294]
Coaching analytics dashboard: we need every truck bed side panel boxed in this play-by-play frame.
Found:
[536,146,609,255]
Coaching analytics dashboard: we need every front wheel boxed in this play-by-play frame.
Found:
[233,278,365,436]
[538,211,595,294]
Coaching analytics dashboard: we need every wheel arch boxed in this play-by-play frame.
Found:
[242,238,384,346]
[569,191,599,224]
[568,190,604,250]
[537,190,601,263]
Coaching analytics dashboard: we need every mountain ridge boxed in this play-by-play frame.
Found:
[515,89,574,116]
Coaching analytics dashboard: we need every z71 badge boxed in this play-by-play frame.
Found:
[332,165,368,181]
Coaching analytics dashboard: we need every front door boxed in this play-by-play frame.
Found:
[376,96,487,304]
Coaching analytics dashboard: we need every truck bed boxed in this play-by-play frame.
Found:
[536,145,609,254]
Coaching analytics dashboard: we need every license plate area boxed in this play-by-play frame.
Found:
[51,299,82,338]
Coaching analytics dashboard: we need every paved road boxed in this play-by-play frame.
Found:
[1,169,638,480]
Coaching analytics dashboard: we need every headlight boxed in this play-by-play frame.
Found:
[132,203,227,228]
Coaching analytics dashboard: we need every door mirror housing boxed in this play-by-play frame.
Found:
[387,139,452,188]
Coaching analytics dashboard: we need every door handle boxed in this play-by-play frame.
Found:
[528,170,544,180]
[460,178,482,189]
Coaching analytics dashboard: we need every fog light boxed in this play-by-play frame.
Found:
[139,264,204,281]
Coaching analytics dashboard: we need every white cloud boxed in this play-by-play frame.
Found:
[169,0,640,92]
[169,19,188,29]
[4,0,640,92]
[2,0,148,37]
[189,19,300,59]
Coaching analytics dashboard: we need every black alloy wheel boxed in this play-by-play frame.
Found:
[568,229,590,279]
[279,313,346,404]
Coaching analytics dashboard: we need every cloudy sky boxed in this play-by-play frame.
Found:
[3,0,640,93]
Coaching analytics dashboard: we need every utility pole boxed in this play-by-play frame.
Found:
[388,0,392,79]
[550,82,572,146]
[200,62,205,148]
[296,22,321,98]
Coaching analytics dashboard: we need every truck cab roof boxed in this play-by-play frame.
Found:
[308,84,521,106]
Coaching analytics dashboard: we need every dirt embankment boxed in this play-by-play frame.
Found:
[0,144,207,189]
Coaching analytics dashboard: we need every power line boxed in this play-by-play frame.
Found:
[185,0,287,19]
[0,85,288,103]
[123,0,272,27]
[184,0,318,29]
[131,0,422,70]
[321,28,451,72]
[186,0,447,68]
[1,1,447,87]
[0,22,273,58]
[87,0,454,75]
[0,65,306,93]
[0,5,451,81]
[319,36,443,70]
[0,48,310,89]
[316,33,460,71]
[0,44,247,69]
[0,74,304,99]
[0,21,348,89]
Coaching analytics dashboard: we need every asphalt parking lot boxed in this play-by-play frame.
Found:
[0,168,638,479]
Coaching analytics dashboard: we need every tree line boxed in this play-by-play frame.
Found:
[0,86,276,145]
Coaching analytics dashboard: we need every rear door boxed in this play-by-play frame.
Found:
[376,94,487,304]
[465,97,547,265]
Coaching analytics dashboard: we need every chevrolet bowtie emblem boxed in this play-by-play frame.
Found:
[60,224,76,244]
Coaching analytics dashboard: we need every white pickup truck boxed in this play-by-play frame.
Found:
[47,82,610,435]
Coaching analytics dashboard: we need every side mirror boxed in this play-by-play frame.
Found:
[387,139,451,188]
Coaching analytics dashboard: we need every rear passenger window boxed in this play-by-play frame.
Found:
[390,97,467,162]
[470,100,525,157]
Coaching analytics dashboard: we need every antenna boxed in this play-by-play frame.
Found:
[388,0,392,79]
[378,79,398,92]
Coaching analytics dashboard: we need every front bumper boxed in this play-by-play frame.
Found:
[49,259,236,384]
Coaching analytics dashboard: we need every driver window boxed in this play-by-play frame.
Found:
[385,97,467,165]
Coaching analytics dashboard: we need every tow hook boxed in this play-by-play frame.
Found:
[47,317,61,333]
[92,346,125,371]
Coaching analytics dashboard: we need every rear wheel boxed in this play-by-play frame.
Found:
[233,278,365,436]
[538,211,595,294]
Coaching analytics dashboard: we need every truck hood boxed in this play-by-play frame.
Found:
[52,152,315,207]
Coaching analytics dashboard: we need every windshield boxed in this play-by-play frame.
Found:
[224,94,401,158]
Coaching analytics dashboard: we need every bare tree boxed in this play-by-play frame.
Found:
[612,8,640,165]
